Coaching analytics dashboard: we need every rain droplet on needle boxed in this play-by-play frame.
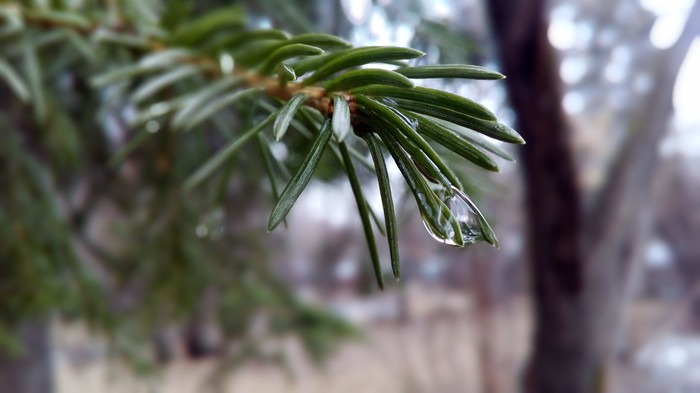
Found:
[421,186,484,246]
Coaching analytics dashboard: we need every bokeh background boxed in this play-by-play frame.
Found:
[2,0,700,392]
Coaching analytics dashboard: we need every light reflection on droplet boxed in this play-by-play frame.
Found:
[421,187,484,246]
[446,190,483,244]
[421,213,461,247]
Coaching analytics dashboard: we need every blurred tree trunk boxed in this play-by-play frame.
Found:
[0,322,53,393]
[486,1,700,392]
[653,160,700,327]
[486,1,590,392]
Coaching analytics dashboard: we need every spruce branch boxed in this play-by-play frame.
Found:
[1,2,524,287]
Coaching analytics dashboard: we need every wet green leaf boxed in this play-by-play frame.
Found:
[324,68,414,92]
[303,46,424,85]
[396,64,504,80]
[376,129,464,247]
[258,44,324,75]
[427,118,516,162]
[363,133,400,280]
[274,93,308,141]
[356,96,462,190]
[411,114,500,171]
[291,50,351,75]
[365,112,451,189]
[268,118,333,231]
[390,99,525,144]
[339,142,384,290]
[287,33,351,48]
[351,85,496,121]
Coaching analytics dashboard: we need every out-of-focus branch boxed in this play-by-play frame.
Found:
[10,4,332,114]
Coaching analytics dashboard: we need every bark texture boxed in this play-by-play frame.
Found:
[486,1,590,392]
[486,1,700,392]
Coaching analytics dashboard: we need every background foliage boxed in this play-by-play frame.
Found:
[0,0,518,377]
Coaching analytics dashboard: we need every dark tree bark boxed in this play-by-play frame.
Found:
[485,1,591,392]
[0,322,53,393]
[485,1,700,393]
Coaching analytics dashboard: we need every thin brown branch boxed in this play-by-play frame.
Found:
[13,4,339,118]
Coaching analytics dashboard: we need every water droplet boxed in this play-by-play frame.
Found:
[421,187,484,246]
[421,213,462,247]
[446,190,483,244]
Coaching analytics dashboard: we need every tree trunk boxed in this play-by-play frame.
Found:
[485,1,591,392]
[0,321,53,393]
[486,1,700,392]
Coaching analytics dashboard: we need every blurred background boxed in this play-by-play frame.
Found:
[1,0,699,392]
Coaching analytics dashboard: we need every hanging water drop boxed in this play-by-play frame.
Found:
[445,188,484,244]
[420,186,484,246]
[420,192,464,247]
[421,213,463,247]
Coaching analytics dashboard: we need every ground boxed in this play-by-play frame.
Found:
[54,284,680,393]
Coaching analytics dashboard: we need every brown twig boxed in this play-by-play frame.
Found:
[13,3,350,119]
